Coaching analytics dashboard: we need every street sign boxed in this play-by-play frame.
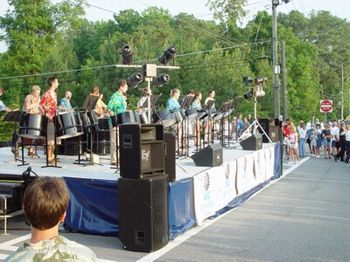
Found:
[320,99,333,113]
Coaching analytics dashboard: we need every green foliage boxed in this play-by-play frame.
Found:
[1,1,350,142]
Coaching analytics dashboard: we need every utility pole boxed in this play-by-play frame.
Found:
[281,40,288,120]
[272,0,280,121]
[341,64,344,120]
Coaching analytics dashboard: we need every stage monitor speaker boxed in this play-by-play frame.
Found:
[118,174,169,252]
[119,124,165,178]
[240,133,262,150]
[164,131,176,182]
[191,143,223,167]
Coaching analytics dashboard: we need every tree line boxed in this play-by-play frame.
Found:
[0,0,349,140]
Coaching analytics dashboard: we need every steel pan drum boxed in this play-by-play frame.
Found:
[158,109,176,127]
[139,111,150,124]
[97,117,110,131]
[80,111,91,129]
[213,112,223,121]
[112,111,140,127]
[19,113,47,139]
[56,112,83,139]
[186,108,198,121]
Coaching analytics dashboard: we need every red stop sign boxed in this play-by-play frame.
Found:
[320,100,333,113]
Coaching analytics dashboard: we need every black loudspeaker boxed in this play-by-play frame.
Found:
[118,174,169,252]
[164,131,176,182]
[119,124,165,178]
[240,133,262,150]
[191,143,223,167]
[258,118,270,143]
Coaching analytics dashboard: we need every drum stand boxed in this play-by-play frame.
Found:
[82,126,103,167]
[73,134,86,166]
[18,144,29,166]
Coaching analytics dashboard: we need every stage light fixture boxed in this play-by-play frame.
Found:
[255,77,268,84]
[243,76,254,85]
[127,72,144,87]
[121,45,133,65]
[159,45,176,65]
[244,89,254,100]
[153,73,170,86]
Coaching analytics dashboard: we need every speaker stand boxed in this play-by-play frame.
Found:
[237,96,272,143]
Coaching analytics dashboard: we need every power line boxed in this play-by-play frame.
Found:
[0,40,270,81]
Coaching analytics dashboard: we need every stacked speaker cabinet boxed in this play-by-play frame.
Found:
[118,124,169,252]
[119,124,165,178]
[118,174,169,252]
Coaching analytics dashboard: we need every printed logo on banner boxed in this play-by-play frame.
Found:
[203,172,210,200]
[224,163,230,186]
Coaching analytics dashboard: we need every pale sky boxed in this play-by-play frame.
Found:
[0,0,349,52]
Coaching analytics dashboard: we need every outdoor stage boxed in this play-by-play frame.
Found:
[0,142,281,240]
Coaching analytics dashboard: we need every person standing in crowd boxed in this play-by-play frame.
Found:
[166,88,181,112]
[4,177,96,261]
[107,79,128,166]
[282,120,291,160]
[309,124,317,157]
[322,123,332,159]
[330,121,339,156]
[288,121,299,163]
[335,122,346,162]
[0,86,13,113]
[40,76,59,165]
[59,91,73,112]
[297,121,306,158]
[236,113,244,138]
[315,123,323,158]
[344,123,350,164]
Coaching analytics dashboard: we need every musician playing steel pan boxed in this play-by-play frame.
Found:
[21,85,45,157]
[107,79,128,166]
[189,92,203,146]
[204,89,216,144]
[40,76,59,164]
[90,85,108,117]
[59,90,73,112]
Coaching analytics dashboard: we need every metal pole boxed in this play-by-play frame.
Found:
[341,64,344,120]
[272,2,280,120]
[281,40,288,120]
[146,78,152,123]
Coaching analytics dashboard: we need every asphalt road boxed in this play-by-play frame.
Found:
[1,157,350,261]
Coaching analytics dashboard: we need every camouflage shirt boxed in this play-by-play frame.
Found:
[4,235,97,262]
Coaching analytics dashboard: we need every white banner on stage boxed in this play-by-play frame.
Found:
[193,146,276,225]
